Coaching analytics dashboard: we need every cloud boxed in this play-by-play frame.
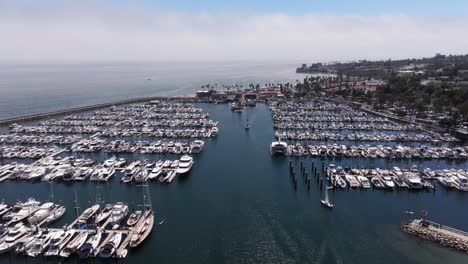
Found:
[0,2,467,62]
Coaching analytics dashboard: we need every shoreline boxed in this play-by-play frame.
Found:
[0,95,197,126]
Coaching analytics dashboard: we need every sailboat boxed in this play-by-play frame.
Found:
[321,185,334,208]
[245,118,250,129]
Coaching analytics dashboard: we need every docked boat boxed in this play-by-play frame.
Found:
[109,203,129,224]
[98,167,115,182]
[43,205,66,224]
[148,166,162,180]
[95,204,112,224]
[177,155,194,174]
[129,209,154,247]
[345,174,361,188]
[14,232,38,255]
[371,177,386,189]
[127,210,142,226]
[28,167,47,181]
[190,140,205,153]
[0,224,28,253]
[26,231,53,257]
[98,232,122,258]
[73,167,93,181]
[270,140,288,155]
[9,199,40,223]
[357,176,371,189]
[59,231,88,258]
[133,169,149,183]
[44,230,75,257]
[78,232,102,258]
[27,202,54,225]
[0,204,10,217]
[78,204,100,224]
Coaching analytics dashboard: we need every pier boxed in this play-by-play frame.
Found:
[403,219,468,254]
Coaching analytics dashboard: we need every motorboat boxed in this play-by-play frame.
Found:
[381,175,395,188]
[127,210,142,226]
[10,199,40,223]
[190,140,205,153]
[73,167,93,181]
[60,231,88,258]
[44,230,75,257]
[28,202,54,225]
[78,204,100,224]
[0,224,28,253]
[270,140,288,155]
[98,167,115,182]
[357,176,371,189]
[148,167,162,180]
[133,169,149,183]
[371,177,386,189]
[177,155,194,174]
[43,205,66,224]
[26,231,53,257]
[109,203,129,224]
[78,232,102,258]
[95,204,112,224]
[98,232,122,258]
[14,232,38,254]
[28,167,47,180]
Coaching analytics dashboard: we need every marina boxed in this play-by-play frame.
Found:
[0,180,154,260]
[0,98,467,263]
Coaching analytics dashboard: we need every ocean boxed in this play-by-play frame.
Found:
[0,62,300,119]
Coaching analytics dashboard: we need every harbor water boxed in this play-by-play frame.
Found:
[0,103,467,263]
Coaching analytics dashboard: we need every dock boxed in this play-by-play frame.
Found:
[403,219,468,254]
[0,96,197,126]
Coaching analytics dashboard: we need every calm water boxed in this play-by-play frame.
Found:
[0,104,467,263]
[0,62,300,119]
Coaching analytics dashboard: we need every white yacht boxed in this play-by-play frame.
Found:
[28,202,54,225]
[98,167,115,182]
[357,176,371,189]
[270,140,288,155]
[454,174,468,191]
[109,203,129,224]
[28,167,47,180]
[177,155,194,174]
[190,140,205,153]
[78,204,100,224]
[148,166,162,180]
[381,175,395,188]
[95,204,112,224]
[0,224,28,253]
[44,230,75,256]
[26,231,53,257]
[438,176,457,188]
[103,156,117,167]
[10,199,40,223]
[210,127,219,137]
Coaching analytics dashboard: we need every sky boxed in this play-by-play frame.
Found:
[0,0,468,62]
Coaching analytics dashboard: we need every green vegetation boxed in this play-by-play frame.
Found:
[375,74,468,114]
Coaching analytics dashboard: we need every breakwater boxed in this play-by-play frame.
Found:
[0,96,197,126]
[402,219,468,254]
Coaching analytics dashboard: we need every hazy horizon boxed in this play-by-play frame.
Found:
[1,1,468,62]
